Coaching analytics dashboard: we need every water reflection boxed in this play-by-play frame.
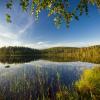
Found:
[0,59,96,100]
[0,56,40,64]
[0,55,100,64]
[42,56,100,64]
[5,65,10,68]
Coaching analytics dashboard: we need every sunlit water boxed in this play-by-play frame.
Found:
[0,59,98,99]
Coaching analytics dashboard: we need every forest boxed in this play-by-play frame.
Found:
[0,45,100,63]
[41,45,100,63]
[0,45,100,58]
[0,46,40,57]
[42,45,100,57]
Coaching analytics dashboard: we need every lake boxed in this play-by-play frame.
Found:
[0,58,99,99]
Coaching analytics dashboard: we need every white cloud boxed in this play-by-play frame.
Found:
[0,25,17,39]
[24,41,100,49]
[0,24,18,47]
[18,18,34,34]
[37,42,44,45]
[0,16,34,47]
[0,36,100,49]
[0,20,100,49]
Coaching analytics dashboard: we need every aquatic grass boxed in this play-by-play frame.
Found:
[0,64,100,100]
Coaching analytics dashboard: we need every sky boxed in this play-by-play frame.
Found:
[0,1,100,49]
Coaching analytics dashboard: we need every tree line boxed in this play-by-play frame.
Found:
[41,45,100,57]
[0,45,100,58]
[0,46,40,57]
[0,45,100,63]
[41,45,100,63]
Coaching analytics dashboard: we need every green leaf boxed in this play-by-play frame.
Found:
[6,14,11,23]
[6,0,13,9]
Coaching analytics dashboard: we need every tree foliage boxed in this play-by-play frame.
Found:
[41,45,100,63]
[0,46,40,56]
[0,45,100,63]
[5,0,100,27]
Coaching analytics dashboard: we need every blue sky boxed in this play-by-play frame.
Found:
[0,1,100,49]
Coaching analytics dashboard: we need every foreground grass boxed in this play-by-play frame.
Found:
[75,66,100,100]
[51,66,100,100]
[0,66,100,100]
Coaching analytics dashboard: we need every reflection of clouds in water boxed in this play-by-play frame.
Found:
[0,60,95,80]
[29,60,95,72]
[0,60,96,76]
[0,60,96,85]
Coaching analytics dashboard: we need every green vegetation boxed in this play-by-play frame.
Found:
[5,0,100,27]
[75,66,100,100]
[0,45,100,64]
[0,65,99,100]
[0,46,41,63]
[0,46,40,57]
[41,45,100,63]
[42,45,100,58]
[53,66,100,100]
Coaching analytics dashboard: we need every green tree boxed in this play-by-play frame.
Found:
[5,0,100,27]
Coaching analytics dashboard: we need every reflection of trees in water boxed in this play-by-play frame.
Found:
[42,56,100,64]
[0,56,40,64]
[0,55,100,64]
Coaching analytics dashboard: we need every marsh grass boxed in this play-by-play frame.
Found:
[75,66,100,100]
[0,66,100,100]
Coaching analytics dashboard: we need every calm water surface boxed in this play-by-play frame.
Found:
[0,59,98,99]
